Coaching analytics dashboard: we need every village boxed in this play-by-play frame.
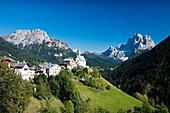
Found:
[0,50,89,80]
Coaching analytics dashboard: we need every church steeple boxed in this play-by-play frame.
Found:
[75,49,80,56]
[77,49,80,56]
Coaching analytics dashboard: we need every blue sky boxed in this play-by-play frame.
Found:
[0,0,170,53]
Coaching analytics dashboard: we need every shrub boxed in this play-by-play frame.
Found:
[135,92,148,102]
[38,98,58,113]
[91,67,101,78]
[33,74,52,99]
[91,106,110,113]
[106,85,112,90]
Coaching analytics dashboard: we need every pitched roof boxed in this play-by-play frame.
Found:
[13,62,29,68]
[48,64,60,68]
[76,55,86,61]
[63,58,74,62]
[38,64,61,69]
[38,64,48,68]
[0,56,16,62]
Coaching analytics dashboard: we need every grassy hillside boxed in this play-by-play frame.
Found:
[74,77,142,113]
[24,96,64,113]
[24,78,142,113]
[24,97,41,113]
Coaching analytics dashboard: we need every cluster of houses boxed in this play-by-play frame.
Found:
[0,50,88,80]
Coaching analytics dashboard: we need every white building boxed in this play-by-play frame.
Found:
[76,55,86,67]
[36,63,61,76]
[63,58,77,70]
[13,62,35,80]
[47,64,61,76]
[62,49,87,69]
[75,50,86,67]
[63,58,76,66]
[0,56,16,68]
[36,64,48,76]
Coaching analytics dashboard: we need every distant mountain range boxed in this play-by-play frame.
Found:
[0,29,155,69]
[102,33,155,61]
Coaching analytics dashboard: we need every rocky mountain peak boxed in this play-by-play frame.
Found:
[123,33,155,51]
[7,29,50,46]
[3,29,69,50]
[102,33,155,61]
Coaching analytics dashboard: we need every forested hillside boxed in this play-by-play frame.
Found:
[108,36,170,112]
[22,43,75,64]
[82,52,121,69]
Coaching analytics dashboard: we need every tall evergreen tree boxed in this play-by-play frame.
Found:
[0,62,33,113]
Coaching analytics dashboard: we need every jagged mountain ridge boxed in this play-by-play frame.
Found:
[102,33,155,61]
[1,30,155,68]
[4,29,68,49]
[2,29,75,64]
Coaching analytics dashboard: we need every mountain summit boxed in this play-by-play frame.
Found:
[2,29,74,64]
[4,29,68,50]
[102,33,155,61]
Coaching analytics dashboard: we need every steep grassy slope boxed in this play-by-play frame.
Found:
[24,78,142,113]
[74,78,142,113]
[24,97,41,113]
[24,96,64,113]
